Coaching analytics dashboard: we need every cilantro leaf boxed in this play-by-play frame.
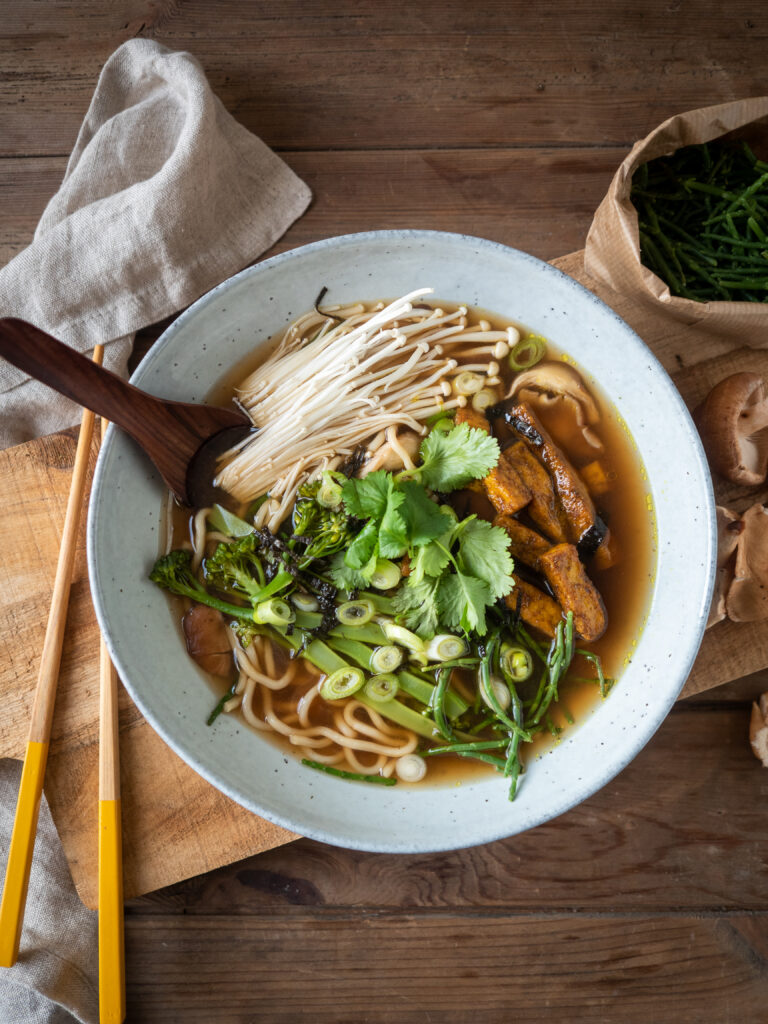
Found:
[341,471,391,520]
[455,518,515,599]
[398,481,454,546]
[418,423,500,492]
[377,486,407,557]
[393,576,441,637]
[407,509,456,584]
[329,551,371,592]
[408,537,452,585]
[345,520,379,570]
[437,572,492,635]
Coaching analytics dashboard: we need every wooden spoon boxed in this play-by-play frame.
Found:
[0,318,252,507]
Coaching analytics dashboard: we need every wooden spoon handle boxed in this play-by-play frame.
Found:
[0,317,168,440]
[0,317,248,503]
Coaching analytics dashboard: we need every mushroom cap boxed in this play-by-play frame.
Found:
[507,361,603,454]
[695,372,768,486]
[361,428,421,476]
[725,503,768,622]
[183,604,233,677]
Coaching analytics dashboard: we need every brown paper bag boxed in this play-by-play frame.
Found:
[584,97,768,346]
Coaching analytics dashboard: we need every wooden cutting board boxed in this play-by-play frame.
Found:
[1,249,766,911]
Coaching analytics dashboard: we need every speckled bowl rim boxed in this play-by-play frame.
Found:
[88,229,717,853]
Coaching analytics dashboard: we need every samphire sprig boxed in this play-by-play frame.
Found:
[630,140,768,303]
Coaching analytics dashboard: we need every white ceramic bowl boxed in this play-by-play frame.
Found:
[87,230,716,852]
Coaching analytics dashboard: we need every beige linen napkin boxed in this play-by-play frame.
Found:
[0,37,311,448]
[0,38,311,1022]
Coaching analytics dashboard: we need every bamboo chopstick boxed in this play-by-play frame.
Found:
[0,344,103,968]
[98,417,126,1023]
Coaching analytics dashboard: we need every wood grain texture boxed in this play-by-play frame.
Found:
[0,431,295,911]
[121,913,768,1022]
[0,149,622,268]
[3,2,768,1018]
[1,1,767,156]
[127,706,768,915]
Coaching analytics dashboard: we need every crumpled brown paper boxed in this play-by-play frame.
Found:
[584,97,768,346]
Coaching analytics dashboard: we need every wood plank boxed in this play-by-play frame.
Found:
[685,669,768,704]
[122,913,768,1022]
[0,148,622,268]
[2,1,768,155]
[128,706,768,915]
[0,431,296,911]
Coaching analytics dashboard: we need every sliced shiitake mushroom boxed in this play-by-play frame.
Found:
[183,604,234,677]
[725,503,768,623]
[749,692,768,767]
[707,506,743,627]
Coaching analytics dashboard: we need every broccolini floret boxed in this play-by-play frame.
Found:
[149,550,252,621]
[292,477,358,560]
[203,533,266,602]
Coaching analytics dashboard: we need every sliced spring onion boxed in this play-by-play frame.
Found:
[480,674,511,712]
[293,609,323,630]
[430,417,455,434]
[291,592,320,613]
[207,503,253,538]
[336,599,375,626]
[329,622,387,645]
[252,570,293,604]
[370,645,404,673]
[508,335,546,371]
[253,598,295,627]
[452,370,485,395]
[381,622,425,652]
[320,666,365,701]
[359,591,396,615]
[500,643,534,682]
[369,558,401,590]
[408,650,429,667]
[471,388,498,412]
[301,759,396,785]
[301,640,347,675]
[357,692,439,740]
[425,634,468,662]
[363,673,399,703]
[327,637,377,671]
[395,754,427,782]
[316,472,344,510]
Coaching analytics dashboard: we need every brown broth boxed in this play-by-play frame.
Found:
[166,299,656,787]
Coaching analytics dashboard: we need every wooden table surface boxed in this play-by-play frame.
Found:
[3,3,768,1021]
